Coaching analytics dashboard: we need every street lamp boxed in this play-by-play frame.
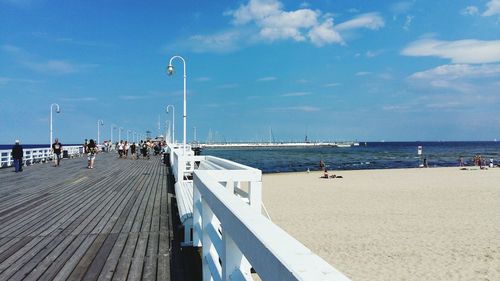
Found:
[167,55,187,154]
[127,130,131,142]
[97,119,104,145]
[193,126,197,142]
[110,124,117,145]
[50,103,60,146]
[166,105,175,144]
[118,127,123,142]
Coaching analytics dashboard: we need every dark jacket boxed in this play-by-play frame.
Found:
[12,144,23,159]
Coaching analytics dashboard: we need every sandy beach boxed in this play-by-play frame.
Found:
[262,167,500,281]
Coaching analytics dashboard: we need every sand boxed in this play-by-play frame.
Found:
[262,167,500,281]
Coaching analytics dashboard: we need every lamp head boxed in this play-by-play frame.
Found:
[56,109,60,113]
[167,64,174,76]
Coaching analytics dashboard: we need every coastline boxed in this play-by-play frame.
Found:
[262,166,500,281]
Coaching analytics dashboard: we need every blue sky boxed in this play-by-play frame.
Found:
[1,0,500,144]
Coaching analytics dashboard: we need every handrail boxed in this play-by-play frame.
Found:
[193,170,351,281]
[0,145,84,168]
[167,143,351,281]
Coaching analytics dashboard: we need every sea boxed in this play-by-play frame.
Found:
[2,142,499,173]
[200,142,500,173]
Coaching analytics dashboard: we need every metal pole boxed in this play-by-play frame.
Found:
[194,126,197,142]
[97,119,104,145]
[110,125,114,144]
[50,103,60,147]
[167,56,186,154]
[166,105,175,144]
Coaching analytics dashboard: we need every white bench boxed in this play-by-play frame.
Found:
[174,181,194,245]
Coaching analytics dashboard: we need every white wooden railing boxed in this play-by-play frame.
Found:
[0,145,84,168]
[167,143,351,281]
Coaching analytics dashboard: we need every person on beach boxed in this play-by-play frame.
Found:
[319,160,325,170]
[459,156,464,167]
[321,168,329,179]
[87,139,97,169]
[11,140,23,173]
[52,138,63,166]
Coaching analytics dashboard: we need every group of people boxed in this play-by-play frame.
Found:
[114,140,165,160]
[9,137,168,173]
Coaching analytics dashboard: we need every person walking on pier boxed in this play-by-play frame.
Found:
[130,142,137,160]
[11,140,24,172]
[87,139,97,169]
[52,138,63,166]
[118,141,124,158]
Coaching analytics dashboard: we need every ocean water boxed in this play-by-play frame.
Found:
[200,142,500,173]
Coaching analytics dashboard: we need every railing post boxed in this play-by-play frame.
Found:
[248,181,262,212]
[222,230,248,280]
[225,179,234,194]
[201,200,215,281]
[193,185,202,247]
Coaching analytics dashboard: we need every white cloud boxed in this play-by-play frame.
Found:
[257,76,277,82]
[25,60,78,74]
[366,50,383,58]
[308,18,343,46]
[324,82,340,87]
[483,0,500,16]
[336,13,385,31]
[0,76,41,85]
[355,71,371,76]
[410,64,500,80]
[187,30,243,53]
[390,1,414,14]
[225,0,382,47]
[259,9,318,41]
[1,44,97,75]
[409,64,500,93]
[401,39,500,64]
[461,6,479,16]
[280,92,311,97]
[403,15,414,30]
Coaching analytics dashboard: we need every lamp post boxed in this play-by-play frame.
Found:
[50,103,60,146]
[193,126,197,142]
[97,119,104,145]
[118,127,123,142]
[166,105,175,144]
[167,56,187,154]
[110,124,116,145]
[165,120,171,143]
[127,130,131,142]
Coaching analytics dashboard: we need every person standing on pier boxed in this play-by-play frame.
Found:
[52,138,63,166]
[11,140,24,172]
[87,139,97,169]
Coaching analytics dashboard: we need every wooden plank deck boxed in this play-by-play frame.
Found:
[0,152,174,281]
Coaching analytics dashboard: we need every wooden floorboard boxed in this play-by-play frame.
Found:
[0,152,172,280]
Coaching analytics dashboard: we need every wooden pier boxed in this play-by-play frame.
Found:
[0,152,195,281]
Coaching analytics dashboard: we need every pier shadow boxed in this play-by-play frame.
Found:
[167,165,202,281]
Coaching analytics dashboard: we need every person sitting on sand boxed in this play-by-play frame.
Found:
[321,168,328,179]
